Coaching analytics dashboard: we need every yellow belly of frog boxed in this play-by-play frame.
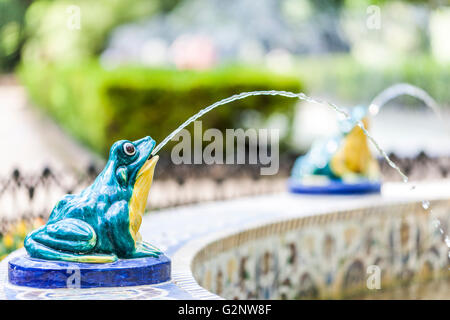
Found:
[330,118,379,180]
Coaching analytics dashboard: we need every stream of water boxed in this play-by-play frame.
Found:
[368,83,449,256]
[368,83,441,118]
[152,90,408,181]
[152,89,450,255]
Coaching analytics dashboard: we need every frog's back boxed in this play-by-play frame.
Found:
[48,193,98,225]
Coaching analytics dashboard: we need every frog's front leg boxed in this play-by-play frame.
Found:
[105,201,161,259]
[133,241,162,258]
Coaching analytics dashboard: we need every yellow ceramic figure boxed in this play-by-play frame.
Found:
[330,117,380,182]
[290,106,381,194]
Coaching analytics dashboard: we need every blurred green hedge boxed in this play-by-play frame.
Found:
[0,0,29,72]
[19,62,302,156]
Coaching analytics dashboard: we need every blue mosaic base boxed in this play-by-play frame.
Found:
[8,254,171,289]
[288,179,381,195]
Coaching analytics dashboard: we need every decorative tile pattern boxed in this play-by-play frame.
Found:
[192,201,450,299]
[1,182,449,299]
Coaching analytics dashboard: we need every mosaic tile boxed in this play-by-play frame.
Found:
[1,187,449,299]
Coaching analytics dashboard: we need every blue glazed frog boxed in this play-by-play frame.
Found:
[291,106,380,184]
[24,136,161,263]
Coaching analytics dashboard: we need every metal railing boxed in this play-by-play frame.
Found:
[0,153,448,234]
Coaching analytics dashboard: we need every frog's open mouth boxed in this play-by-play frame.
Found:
[138,154,159,178]
[132,136,158,183]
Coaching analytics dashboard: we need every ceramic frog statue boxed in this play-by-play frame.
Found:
[25,136,161,263]
[291,106,380,184]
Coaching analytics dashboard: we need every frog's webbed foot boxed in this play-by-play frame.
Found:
[25,218,117,263]
[131,241,162,258]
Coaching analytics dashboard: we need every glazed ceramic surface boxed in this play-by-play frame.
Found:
[8,254,171,288]
[291,106,381,190]
[24,137,161,263]
[192,200,450,299]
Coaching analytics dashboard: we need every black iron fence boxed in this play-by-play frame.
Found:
[0,154,296,228]
[1,152,449,216]
[378,152,449,181]
[0,152,449,258]
[1,152,449,222]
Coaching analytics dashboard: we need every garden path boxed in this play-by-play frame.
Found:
[0,84,103,177]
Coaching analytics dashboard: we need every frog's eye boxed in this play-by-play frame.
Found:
[123,143,136,156]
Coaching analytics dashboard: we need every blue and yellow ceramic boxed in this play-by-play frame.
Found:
[24,136,161,263]
[290,106,381,194]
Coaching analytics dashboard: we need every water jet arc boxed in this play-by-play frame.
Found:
[368,83,441,118]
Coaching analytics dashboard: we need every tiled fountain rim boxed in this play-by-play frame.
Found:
[191,201,443,262]
[189,198,450,300]
[172,183,450,299]
[1,180,450,299]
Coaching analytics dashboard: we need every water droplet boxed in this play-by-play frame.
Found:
[422,200,430,210]
[445,236,450,248]
[433,220,441,228]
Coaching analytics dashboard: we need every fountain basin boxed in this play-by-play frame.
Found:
[191,199,449,299]
[1,181,449,299]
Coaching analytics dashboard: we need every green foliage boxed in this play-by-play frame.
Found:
[0,218,42,261]
[21,0,160,64]
[0,0,30,72]
[295,54,450,106]
[19,61,303,156]
[1,0,181,73]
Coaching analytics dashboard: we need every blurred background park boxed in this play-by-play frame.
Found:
[0,0,450,259]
